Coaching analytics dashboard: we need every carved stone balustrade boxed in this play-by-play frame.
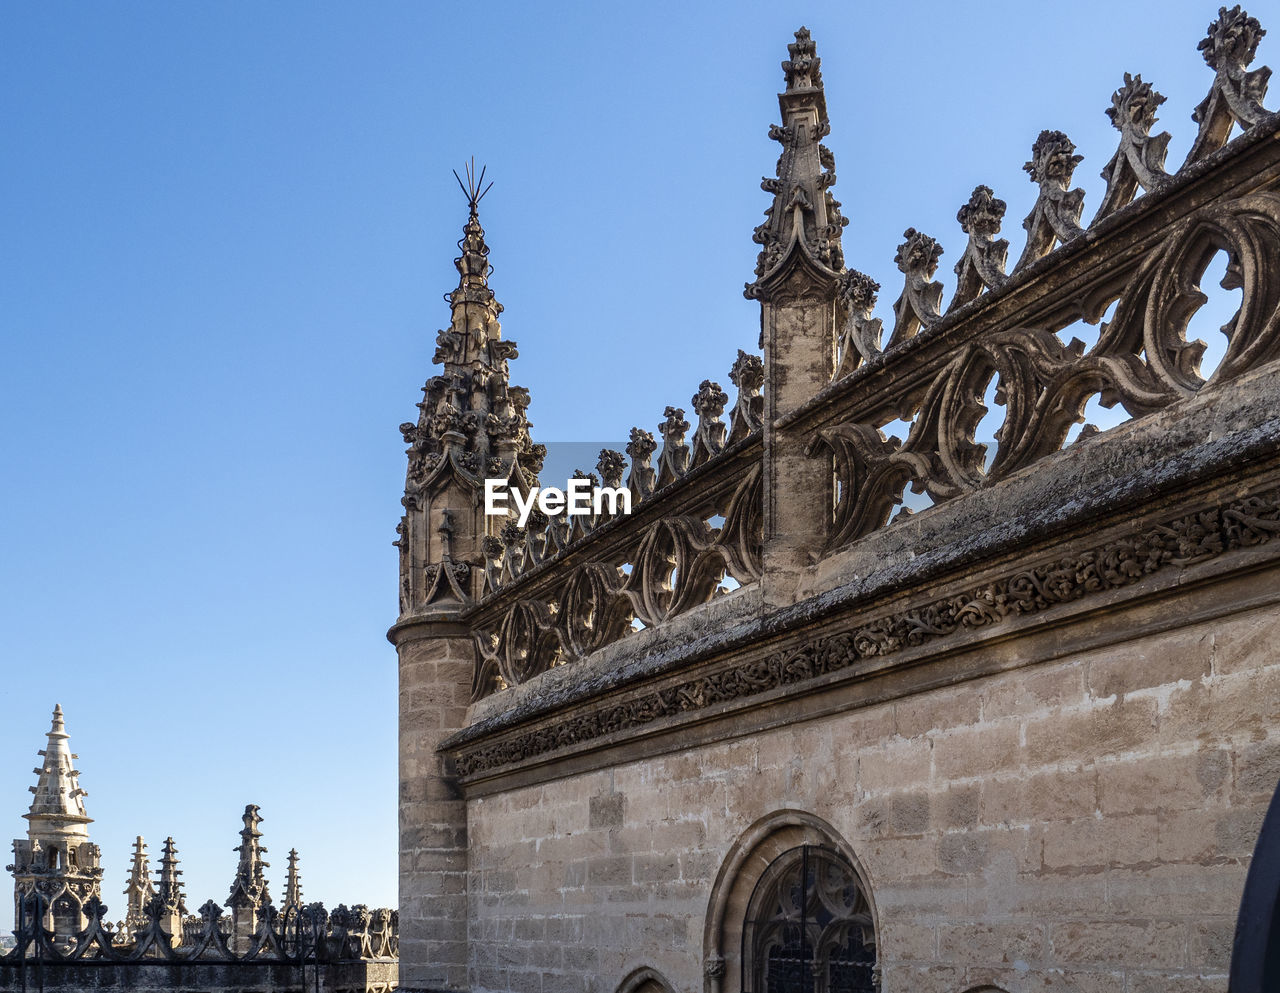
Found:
[468,426,764,700]
[446,336,769,700]
[796,109,1280,551]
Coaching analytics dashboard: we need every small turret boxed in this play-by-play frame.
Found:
[8,705,104,942]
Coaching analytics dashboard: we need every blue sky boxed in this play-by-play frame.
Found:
[0,1,1256,930]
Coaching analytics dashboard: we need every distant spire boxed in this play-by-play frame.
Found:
[746,27,848,300]
[283,848,303,911]
[25,703,92,828]
[157,837,187,916]
[227,804,270,911]
[11,705,104,941]
[124,835,156,928]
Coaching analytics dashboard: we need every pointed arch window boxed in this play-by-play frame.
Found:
[741,845,876,993]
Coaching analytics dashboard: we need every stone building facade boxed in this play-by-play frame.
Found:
[392,10,1280,993]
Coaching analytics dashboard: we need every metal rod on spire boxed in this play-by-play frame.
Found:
[453,157,493,212]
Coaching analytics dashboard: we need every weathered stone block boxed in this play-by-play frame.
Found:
[1048,920,1186,968]
[588,792,626,829]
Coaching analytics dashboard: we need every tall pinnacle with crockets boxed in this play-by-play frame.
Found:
[746,27,849,300]
[395,162,542,613]
[155,835,187,941]
[283,848,303,914]
[226,803,271,951]
[746,28,850,603]
[391,165,540,990]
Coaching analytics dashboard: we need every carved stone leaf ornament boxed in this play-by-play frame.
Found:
[1095,73,1172,220]
[727,351,765,443]
[596,449,626,489]
[657,406,692,488]
[834,270,884,378]
[691,381,730,467]
[1186,4,1272,163]
[626,428,658,501]
[890,228,944,346]
[951,186,1009,310]
[1017,130,1087,270]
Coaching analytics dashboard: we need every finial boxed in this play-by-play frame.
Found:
[783,27,823,92]
[448,163,499,303]
[453,157,493,215]
[746,27,844,299]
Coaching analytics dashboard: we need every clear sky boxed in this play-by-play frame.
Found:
[0,1,1257,932]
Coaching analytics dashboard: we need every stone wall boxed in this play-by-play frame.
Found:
[462,595,1278,993]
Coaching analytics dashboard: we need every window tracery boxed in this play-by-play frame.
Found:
[741,846,876,993]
